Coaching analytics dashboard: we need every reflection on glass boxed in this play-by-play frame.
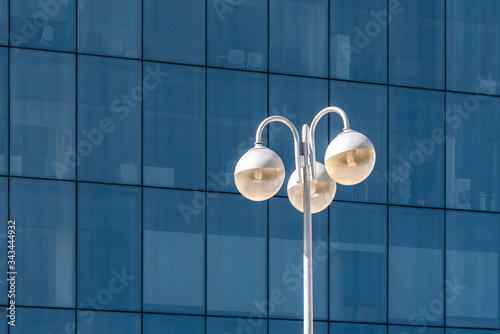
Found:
[389,0,445,89]
[0,48,7,174]
[207,194,267,316]
[77,183,141,311]
[0,0,8,45]
[143,188,205,314]
[447,0,500,94]
[330,0,387,83]
[10,0,76,51]
[330,80,387,203]
[10,49,76,180]
[390,325,443,334]
[13,308,74,333]
[331,322,387,334]
[269,198,328,320]
[270,0,328,77]
[446,93,500,212]
[144,0,205,65]
[11,178,75,308]
[389,87,445,207]
[77,311,141,334]
[143,314,205,334]
[78,55,141,184]
[330,202,387,323]
[208,0,267,71]
[78,0,141,58]
[207,69,267,193]
[389,207,444,325]
[143,63,205,190]
[207,317,266,334]
[269,75,328,197]
[269,319,328,334]
[446,211,500,329]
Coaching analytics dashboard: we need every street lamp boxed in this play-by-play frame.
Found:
[234,106,376,334]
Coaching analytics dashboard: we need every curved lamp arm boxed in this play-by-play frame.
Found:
[255,116,302,183]
[309,107,351,179]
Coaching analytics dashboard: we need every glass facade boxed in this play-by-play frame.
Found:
[1,0,499,333]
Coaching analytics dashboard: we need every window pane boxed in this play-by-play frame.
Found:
[0,0,7,45]
[143,314,205,334]
[446,329,500,334]
[0,47,7,174]
[207,69,267,194]
[331,323,387,334]
[389,207,444,326]
[143,63,205,190]
[330,81,387,204]
[77,311,141,334]
[144,0,205,65]
[269,75,328,197]
[446,211,500,328]
[269,197,328,320]
[10,49,76,180]
[77,183,141,311]
[143,188,205,314]
[446,93,500,212]
[10,178,75,308]
[389,87,445,207]
[207,316,267,334]
[330,202,387,323]
[389,0,445,89]
[78,0,141,58]
[10,0,76,51]
[447,0,500,94]
[207,194,267,316]
[330,0,387,83]
[208,0,267,71]
[0,177,7,305]
[269,319,327,334]
[270,0,328,77]
[77,55,141,184]
[12,308,74,334]
[390,325,443,334]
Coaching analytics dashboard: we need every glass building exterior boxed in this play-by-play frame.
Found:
[0,0,499,333]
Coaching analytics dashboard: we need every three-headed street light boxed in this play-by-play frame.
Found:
[233,107,376,334]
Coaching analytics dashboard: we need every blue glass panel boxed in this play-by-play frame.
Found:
[208,0,267,71]
[0,177,7,305]
[269,319,327,334]
[270,0,328,77]
[0,0,7,45]
[447,0,500,95]
[389,87,445,207]
[143,63,205,190]
[269,197,328,320]
[207,316,267,334]
[330,80,387,204]
[10,0,76,51]
[389,0,445,89]
[446,329,500,334]
[446,93,500,212]
[330,202,387,322]
[77,311,141,334]
[390,325,444,334]
[269,75,328,197]
[10,178,75,308]
[0,48,7,174]
[330,0,387,83]
[10,49,76,180]
[143,188,205,314]
[77,55,141,184]
[77,183,141,312]
[207,194,267,316]
[78,0,141,58]
[143,314,205,334]
[389,207,444,326]
[11,308,75,334]
[207,69,267,194]
[446,211,500,328]
[144,0,205,65]
[331,322,387,334]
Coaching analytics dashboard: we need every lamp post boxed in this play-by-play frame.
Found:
[234,107,376,334]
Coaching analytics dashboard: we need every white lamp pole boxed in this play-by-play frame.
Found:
[234,107,376,334]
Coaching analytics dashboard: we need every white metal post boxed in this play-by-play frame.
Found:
[302,125,313,334]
